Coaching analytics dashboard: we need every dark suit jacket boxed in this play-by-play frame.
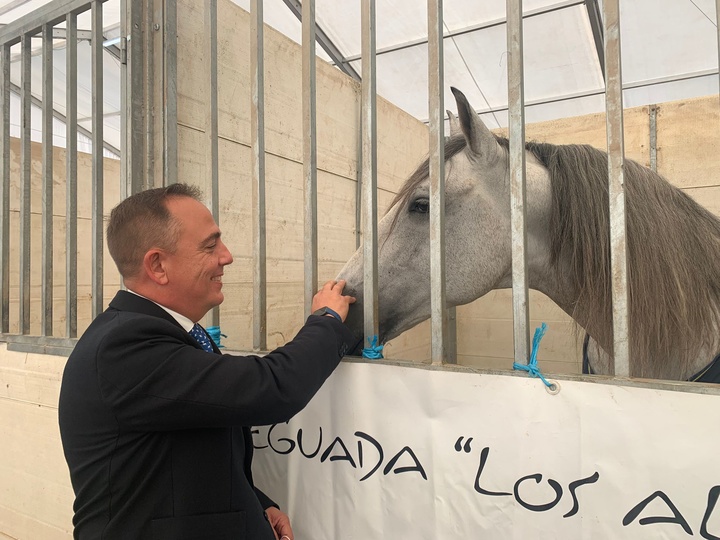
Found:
[59,290,355,539]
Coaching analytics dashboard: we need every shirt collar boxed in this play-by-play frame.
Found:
[126,288,195,332]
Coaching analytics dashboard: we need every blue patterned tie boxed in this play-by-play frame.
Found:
[189,323,214,353]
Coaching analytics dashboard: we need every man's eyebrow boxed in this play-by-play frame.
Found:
[199,231,222,246]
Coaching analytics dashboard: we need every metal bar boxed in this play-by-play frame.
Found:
[142,0,153,191]
[251,0,267,351]
[91,0,104,319]
[41,23,54,336]
[119,0,128,200]
[584,0,605,80]
[66,12,78,338]
[345,0,584,63]
[0,0,95,45]
[507,0,530,364]
[428,0,447,364]
[19,34,31,334]
[206,0,220,328]
[603,0,630,377]
[649,104,657,172]
[124,0,147,195]
[281,0,361,81]
[716,0,720,106]
[355,101,362,249]
[164,0,178,184]
[0,44,9,333]
[361,0,378,345]
[302,0,318,317]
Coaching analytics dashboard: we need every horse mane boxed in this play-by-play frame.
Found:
[393,135,720,379]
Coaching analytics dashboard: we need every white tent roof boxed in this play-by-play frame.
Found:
[236,0,719,128]
[2,0,718,148]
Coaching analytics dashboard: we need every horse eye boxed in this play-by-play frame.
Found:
[410,198,429,214]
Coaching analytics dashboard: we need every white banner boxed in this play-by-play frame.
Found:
[253,362,720,540]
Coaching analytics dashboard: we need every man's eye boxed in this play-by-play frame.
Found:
[409,198,429,213]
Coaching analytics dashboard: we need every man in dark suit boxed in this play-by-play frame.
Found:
[59,183,356,540]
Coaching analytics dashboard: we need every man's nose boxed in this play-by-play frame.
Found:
[219,240,233,265]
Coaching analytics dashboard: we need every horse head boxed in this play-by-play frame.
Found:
[337,88,554,352]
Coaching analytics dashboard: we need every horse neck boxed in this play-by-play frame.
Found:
[529,219,720,380]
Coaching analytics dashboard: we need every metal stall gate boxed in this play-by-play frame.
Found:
[249,1,720,538]
[0,0,174,354]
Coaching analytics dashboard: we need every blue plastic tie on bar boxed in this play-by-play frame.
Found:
[362,335,384,359]
[513,323,552,387]
[206,326,227,349]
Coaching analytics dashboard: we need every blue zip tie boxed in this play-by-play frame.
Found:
[513,323,552,387]
[206,326,227,349]
[362,335,384,359]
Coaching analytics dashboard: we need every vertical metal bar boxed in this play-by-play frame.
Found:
[206,0,220,327]
[302,0,318,317]
[0,44,9,333]
[164,0,178,184]
[41,23,54,336]
[251,0,267,350]
[124,0,147,197]
[91,0,104,319]
[648,104,657,173]
[19,34,31,334]
[428,0,447,364]
[120,0,128,200]
[361,0,378,345]
[716,0,719,105]
[143,0,154,191]
[355,106,362,250]
[507,0,530,363]
[603,0,630,377]
[66,12,78,337]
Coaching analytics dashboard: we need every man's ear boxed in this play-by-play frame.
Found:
[143,249,169,285]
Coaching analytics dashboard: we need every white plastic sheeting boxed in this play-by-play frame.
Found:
[235,0,719,128]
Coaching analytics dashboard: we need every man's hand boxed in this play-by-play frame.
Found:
[266,506,293,540]
[311,279,356,322]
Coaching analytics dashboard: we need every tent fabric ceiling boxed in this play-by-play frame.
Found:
[236,0,719,128]
[1,0,718,148]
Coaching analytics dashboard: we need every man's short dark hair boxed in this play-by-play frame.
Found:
[107,183,204,278]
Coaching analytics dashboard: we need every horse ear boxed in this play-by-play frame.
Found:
[446,110,461,138]
[450,87,500,161]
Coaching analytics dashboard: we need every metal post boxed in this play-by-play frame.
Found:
[649,104,657,173]
[716,0,720,106]
[603,0,630,377]
[206,0,220,327]
[428,0,447,364]
[66,12,78,337]
[361,0,379,345]
[0,44,9,333]
[251,0,267,350]
[124,0,147,196]
[91,0,104,318]
[19,34,31,334]
[143,0,154,191]
[41,23,54,336]
[164,0,178,185]
[302,0,318,317]
[507,0,530,363]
